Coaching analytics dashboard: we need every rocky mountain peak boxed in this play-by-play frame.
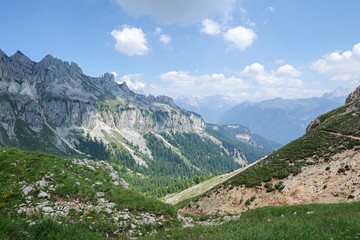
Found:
[70,62,83,74]
[345,85,360,104]
[10,50,34,66]
[118,81,132,93]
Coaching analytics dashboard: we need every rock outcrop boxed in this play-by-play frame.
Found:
[346,85,360,104]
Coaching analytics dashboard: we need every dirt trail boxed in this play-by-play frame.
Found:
[321,130,360,140]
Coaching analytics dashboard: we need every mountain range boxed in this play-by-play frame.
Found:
[176,89,348,145]
[0,49,278,197]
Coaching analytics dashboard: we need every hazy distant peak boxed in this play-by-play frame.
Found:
[322,87,350,99]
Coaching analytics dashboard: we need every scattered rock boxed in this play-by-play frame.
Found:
[37,179,48,188]
[87,166,95,171]
[96,192,105,197]
[120,178,130,189]
[22,186,34,196]
[38,191,50,199]
[42,207,54,213]
[104,208,112,214]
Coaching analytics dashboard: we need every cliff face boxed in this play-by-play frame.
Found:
[346,85,360,104]
[0,50,204,157]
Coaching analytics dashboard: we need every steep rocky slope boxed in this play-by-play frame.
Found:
[178,86,360,215]
[0,50,274,196]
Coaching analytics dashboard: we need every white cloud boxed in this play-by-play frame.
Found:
[111,71,119,78]
[154,27,162,35]
[274,59,285,65]
[312,43,360,81]
[268,6,274,12]
[118,73,147,92]
[111,26,150,56]
[159,34,172,44]
[150,71,248,98]
[277,64,302,77]
[223,26,257,51]
[242,63,303,88]
[115,0,235,24]
[200,19,221,36]
[254,87,327,100]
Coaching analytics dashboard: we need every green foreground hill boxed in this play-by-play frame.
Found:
[0,147,178,239]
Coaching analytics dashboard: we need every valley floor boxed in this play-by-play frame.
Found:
[144,202,360,240]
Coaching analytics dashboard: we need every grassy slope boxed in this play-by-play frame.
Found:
[173,97,360,211]
[144,202,360,240]
[0,147,177,239]
[226,99,360,187]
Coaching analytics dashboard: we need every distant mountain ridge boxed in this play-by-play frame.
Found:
[219,94,347,144]
[175,95,235,123]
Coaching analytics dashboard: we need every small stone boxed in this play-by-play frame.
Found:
[42,207,54,213]
[120,178,129,189]
[22,186,34,196]
[37,180,48,188]
[96,192,105,197]
[106,203,115,208]
[104,208,112,214]
[38,191,50,199]
[131,223,136,229]
[87,166,95,171]
[95,182,103,185]
[98,198,105,204]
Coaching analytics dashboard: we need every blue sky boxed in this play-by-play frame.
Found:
[1,0,360,102]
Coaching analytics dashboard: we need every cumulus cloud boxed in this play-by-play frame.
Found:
[200,19,221,36]
[118,73,147,92]
[254,87,327,100]
[274,59,285,65]
[111,71,119,78]
[150,71,248,98]
[111,26,150,56]
[153,27,162,35]
[223,26,257,51]
[242,63,303,87]
[115,0,235,24]
[312,43,360,81]
[159,34,172,44]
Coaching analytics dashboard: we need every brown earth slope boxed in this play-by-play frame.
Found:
[179,86,360,215]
